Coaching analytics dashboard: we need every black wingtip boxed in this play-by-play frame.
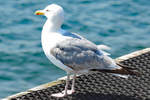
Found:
[116,63,141,76]
[90,68,140,76]
[116,63,135,70]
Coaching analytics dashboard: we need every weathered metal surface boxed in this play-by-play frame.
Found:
[3,48,150,100]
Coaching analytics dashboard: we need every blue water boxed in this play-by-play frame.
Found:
[0,0,150,98]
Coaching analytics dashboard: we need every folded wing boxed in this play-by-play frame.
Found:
[50,38,119,71]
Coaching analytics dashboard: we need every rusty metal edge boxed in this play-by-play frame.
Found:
[115,48,150,62]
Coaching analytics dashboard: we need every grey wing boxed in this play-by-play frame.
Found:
[50,38,115,71]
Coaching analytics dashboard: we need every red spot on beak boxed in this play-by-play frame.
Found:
[36,13,40,15]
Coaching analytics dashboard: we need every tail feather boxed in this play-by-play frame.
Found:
[116,63,135,70]
[112,74,129,78]
[90,63,140,76]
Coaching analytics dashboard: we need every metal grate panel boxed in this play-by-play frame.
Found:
[10,50,150,100]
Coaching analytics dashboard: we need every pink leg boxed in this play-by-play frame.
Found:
[71,73,76,93]
[62,73,76,95]
[51,73,70,97]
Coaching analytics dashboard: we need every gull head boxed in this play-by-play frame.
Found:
[35,4,64,25]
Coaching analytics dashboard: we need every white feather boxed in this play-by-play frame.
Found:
[101,50,111,56]
[112,74,129,79]
[97,45,111,50]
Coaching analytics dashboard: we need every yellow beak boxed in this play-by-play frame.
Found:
[35,10,44,15]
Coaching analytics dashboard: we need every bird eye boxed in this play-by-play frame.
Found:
[46,9,50,12]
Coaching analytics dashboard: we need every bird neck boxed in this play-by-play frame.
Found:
[43,19,62,33]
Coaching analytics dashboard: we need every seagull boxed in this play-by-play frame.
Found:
[35,4,139,97]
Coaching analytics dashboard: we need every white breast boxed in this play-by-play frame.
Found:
[41,32,74,73]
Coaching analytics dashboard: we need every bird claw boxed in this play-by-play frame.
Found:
[51,92,67,97]
[62,89,75,95]
[51,90,75,97]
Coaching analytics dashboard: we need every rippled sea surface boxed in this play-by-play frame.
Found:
[0,0,150,98]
